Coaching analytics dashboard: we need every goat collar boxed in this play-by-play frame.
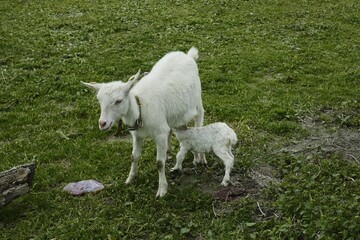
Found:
[127,95,143,131]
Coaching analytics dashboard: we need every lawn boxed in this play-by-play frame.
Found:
[1,0,359,239]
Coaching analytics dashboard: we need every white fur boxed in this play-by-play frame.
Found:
[82,47,205,198]
[172,122,238,186]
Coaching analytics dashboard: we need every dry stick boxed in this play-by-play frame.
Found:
[225,191,230,202]
[345,176,356,182]
[257,202,266,216]
[347,154,359,164]
[212,203,218,217]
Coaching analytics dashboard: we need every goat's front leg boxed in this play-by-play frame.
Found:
[125,135,143,185]
[155,133,169,198]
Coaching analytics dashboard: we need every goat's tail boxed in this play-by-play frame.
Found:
[187,47,199,61]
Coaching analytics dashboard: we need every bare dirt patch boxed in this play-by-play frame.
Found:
[281,116,360,164]
[170,162,278,204]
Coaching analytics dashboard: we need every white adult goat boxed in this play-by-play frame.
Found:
[172,122,238,186]
[82,47,205,198]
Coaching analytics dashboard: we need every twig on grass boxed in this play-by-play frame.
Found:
[225,191,230,202]
[212,203,218,217]
[257,202,266,216]
[347,154,359,164]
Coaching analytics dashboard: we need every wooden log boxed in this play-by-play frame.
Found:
[0,163,36,207]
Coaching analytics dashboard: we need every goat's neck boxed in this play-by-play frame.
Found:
[122,93,140,127]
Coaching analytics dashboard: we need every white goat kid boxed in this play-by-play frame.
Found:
[81,47,205,198]
[172,122,238,187]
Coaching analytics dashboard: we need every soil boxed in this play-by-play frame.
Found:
[281,116,360,164]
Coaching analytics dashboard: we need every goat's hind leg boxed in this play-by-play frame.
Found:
[193,104,207,165]
[214,148,234,187]
[125,136,143,185]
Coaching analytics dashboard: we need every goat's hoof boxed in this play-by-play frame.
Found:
[221,180,230,187]
[125,177,135,185]
[170,168,182,179]
[155,191,167,199]
[170,167,182,173]
[155,187,168,198]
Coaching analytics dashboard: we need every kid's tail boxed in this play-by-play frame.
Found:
[230,132,238,148]
[187,47,199,61]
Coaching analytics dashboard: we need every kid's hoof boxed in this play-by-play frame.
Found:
[125,176,135,185]
[170,167,182,173]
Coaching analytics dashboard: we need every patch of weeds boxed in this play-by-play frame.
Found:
[270,107,297,121]
[336,100,360,127]
[316,100,360,127]
[263,156,360,239]
[267,120,303,136]
[267,153,299,179]
[279,75,298,84]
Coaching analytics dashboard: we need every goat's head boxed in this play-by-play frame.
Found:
[81,70,141,131]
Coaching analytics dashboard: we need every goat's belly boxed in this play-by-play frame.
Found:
[168,109,198,128]
[190,145,211,153]
[181,139,211,153]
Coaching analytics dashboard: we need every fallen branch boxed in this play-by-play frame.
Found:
[0,163,36,207]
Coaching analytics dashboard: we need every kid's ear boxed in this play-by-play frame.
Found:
[81,81,102,92]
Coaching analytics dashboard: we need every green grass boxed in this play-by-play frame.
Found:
[1,0,360,239]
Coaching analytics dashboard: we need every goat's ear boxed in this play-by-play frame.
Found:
[124,69,141,94]
[81,81,102,92]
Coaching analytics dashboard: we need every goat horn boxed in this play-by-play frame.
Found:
[129,69,141,81]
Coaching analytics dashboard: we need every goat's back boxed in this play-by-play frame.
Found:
[131,49,202,129]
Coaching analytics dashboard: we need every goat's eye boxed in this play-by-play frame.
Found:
[114,99,122,105]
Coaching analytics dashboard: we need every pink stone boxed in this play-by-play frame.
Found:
[63,180,104,196]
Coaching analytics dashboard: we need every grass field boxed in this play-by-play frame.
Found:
[1,0,359,239]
